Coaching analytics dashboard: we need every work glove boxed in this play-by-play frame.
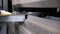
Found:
[0,10,12,16]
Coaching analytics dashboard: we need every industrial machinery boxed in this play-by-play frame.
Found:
[0,0,60,34]
[13,0,60,17]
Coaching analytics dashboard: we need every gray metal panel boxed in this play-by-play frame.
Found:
[12,0,60,7]
[0,0,2,9]
[0,15,25,22]
[3,0,8,10]
[0,0,1,6]
[20,0,59,7]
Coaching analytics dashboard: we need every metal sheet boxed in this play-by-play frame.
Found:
[0,15,25,22]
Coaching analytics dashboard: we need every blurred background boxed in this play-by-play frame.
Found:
[0,0,60,34]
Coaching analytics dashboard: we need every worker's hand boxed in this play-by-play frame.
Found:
[0,10,12,16]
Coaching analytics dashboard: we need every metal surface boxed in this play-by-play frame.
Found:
[19,15,60,34]
[12,0,60,7]
[0,14,25,22]
[0,23,7,34]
